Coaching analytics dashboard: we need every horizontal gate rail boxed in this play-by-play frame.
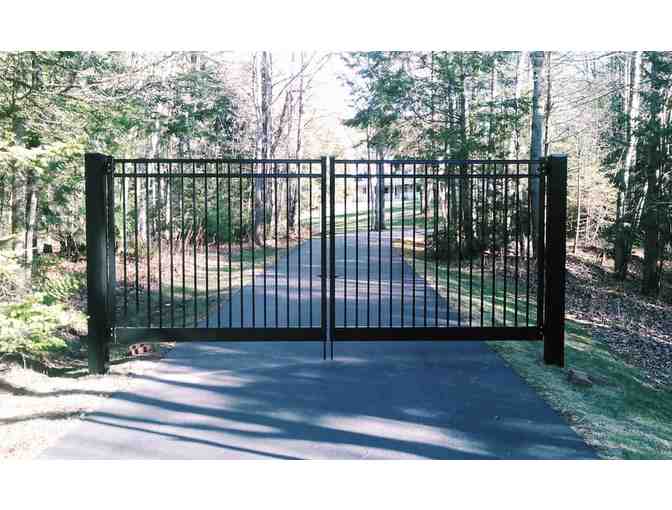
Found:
[114,172,323,179]
[331,172,539,179]
[333,158,541,165]
[114,158,323,165]
[116,328,323,343]
[333,327,542,342]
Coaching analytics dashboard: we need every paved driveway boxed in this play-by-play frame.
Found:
[43,234,596,459]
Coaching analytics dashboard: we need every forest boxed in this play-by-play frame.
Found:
[1,52,671,298]
[1,51,672,459]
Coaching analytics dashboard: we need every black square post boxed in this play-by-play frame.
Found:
[543,155,567,366]
[85,153,113,374]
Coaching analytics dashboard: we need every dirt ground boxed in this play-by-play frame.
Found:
[0,345,172,460]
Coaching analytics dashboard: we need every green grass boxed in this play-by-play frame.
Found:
[333,204,432,233]
[397,239,672,459]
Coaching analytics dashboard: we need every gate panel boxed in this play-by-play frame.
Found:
[330,159,550,346]
[107,157,327,349]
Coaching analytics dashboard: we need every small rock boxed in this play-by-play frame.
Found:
[127,343,155,356]
[567,369,593,387]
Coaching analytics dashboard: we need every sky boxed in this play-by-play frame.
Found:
[309,53,361,156]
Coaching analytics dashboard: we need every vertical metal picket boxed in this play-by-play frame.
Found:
[321,156,328,360]
[329,156,336,359]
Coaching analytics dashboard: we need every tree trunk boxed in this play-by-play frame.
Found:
[574,144,582,254]
[0,175,5,234]
[543,51,552,156]
[374,148,386,231]
[430,51,436,156]
[24,169,38,286]
[642,162,660,295]
[287,184,298,236]
[10,171,21,252]
[295,53,305,158]
[509,51,528,160]
[457,56,474,254]
[138,176,147,245]
[488,59,497,156]
[287,52,305,236]
[450,179,459,235]
[642,55,662,295]
[529,51,545,258]
[614,51,642,279]
[10,112,26,253]
[254,51,272,245]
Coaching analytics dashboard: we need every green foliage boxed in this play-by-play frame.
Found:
[0,52,256,264]
[0,292,86,359]
[342,51,529,159]
[426,227,460,260]
[342,52,411,154]
[427,227,486,260]
[0,250,86,360]
[39,269,86,305]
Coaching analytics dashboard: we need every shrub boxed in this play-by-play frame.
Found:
[427,227,485,261]
[39,269,86,304]
[0,292,87,360]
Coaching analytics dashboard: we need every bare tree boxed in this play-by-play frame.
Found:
[253,51,273,245]
[508,51,528,160]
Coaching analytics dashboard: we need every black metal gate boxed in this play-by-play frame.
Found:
[85,154,566,374]
[85,155,328,372]
[329,157,566,366]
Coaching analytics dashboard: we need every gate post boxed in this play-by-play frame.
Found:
[543,155,567,366]
[85,153,113,374]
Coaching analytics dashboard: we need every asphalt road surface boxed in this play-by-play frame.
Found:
[43,233,596,459]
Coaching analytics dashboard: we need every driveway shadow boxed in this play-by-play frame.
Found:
[42,341,596,459]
